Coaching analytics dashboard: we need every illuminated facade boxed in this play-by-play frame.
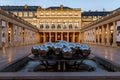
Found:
[0,4,111,44]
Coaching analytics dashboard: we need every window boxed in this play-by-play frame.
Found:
[63,21,66,29]
[46,25,49,29]
[46,13,49,16]
[69,24,72,29]
[51,24,55,29]
[64,13,66,16]
[13,12,17,16]
[63,25,66,29]
[18,12,22,17]
[75,13,78,16]
[69,13,72,16]
[40,13,43,16]
[57,24,61,29]
[34,21,37,26]
[52,13,55,16]
[24,12,28,17]
[40,24,44,29]
[29,12,33,17]
[58,13,61,16]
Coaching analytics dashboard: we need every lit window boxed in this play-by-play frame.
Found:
[46,13,49,16]
[69,13,72,15]
[75,13,78,16]
[29,12,33,17]
[64,13,66,16]
[13,12,17,16]
[58,13,61,16]
[52,13,55,16]
[18,12,22,17]
[34,21,37,26]
[24,12,28,17]
[40,13,43,15]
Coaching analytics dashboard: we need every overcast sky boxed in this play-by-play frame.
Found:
[0,0,120,11]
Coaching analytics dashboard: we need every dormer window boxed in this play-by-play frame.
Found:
[46,13,49,16]
[64,13,66,16]
[52,13,55,16]
[58,13,61,16]
[40,13,43,16]
[75,13,78,16]
[69,13,72,16]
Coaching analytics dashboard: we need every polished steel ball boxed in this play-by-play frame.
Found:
[38,45,49,57]
[62,47,73,59]
[31,45,41,56]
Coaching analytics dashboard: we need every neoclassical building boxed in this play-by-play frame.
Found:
[0,4,111,44]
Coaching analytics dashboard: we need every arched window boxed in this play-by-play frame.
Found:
[57,24,61,29]
[63,25,66,29]
[40,24,44,29]
[51,24,55,29]
[75,25,78,29]
[46,25,49,29]
[69,24,72,29]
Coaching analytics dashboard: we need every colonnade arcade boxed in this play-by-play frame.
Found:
[0,20,39,47]
[40,32,80,43]
[83,21,117,46]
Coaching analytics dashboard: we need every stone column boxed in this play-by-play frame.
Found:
[55,32,57,41]
[97,27,100,45]
[0,19,2,47]
[102,25,105,45]
[5,21,9,47]
[67,32,69,42]
[112,22,117,47]
[61,32,63,40]
[10,24,14,46]
[73,32,75,42]
[106,24,110,46]
[43,32,46,43]
[94,28,97,44]
[49,32,51,42]
[79,32,81,43]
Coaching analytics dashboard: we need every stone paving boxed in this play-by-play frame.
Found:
[0,44,120,69]
[90,45,120,65]
[0,44,34,69]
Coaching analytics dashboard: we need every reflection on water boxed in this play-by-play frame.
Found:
[19,60,108,72]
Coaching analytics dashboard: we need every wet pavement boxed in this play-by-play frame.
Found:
[0,45,34,69]
[0,44,120,69]
[90,45,120,65]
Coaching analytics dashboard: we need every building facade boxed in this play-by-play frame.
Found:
[0,4,110,43]
[0,8,40,48]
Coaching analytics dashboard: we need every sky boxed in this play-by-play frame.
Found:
[0,0,120,11]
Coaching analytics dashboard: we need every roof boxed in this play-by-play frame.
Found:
[0,6,73,11]
[46,7,72,10]
[82,11,111,16]
[0,6,38,11]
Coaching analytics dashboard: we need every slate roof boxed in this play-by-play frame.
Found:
[46,7,72,10]
[82,11,111,16]
[0,6,38,11]
[0,6,111,16]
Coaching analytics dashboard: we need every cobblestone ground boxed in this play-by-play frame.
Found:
[90,45,120,65]
[0,44,34,68]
